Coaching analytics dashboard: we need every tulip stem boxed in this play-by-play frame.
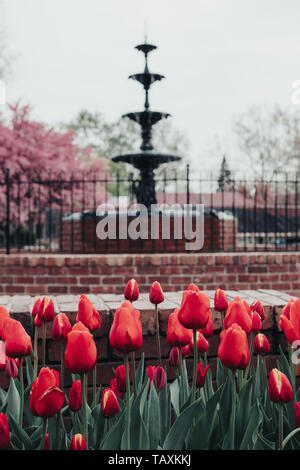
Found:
[278,404,284,450]
[40,418,47,450]
[131,352,137,398]
[42,323,46,367]
[18,357,24,427]
[230,369,237,449]
[155,305,162,367]
[33,325,38,380]
[124,352,131,450]
[191,329,198,403]
[81,373,88,449]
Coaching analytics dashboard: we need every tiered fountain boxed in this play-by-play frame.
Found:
[112,41,181,209]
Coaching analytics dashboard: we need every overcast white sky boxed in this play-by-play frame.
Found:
[2,0,300,172]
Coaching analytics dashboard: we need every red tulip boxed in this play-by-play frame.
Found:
[178,290,210,330]
[147,365,156,384]
[196,363,211,388]
[198,312,214,338]
[52,313,72,343]
[250,300,265,321]
[65,322,97,374]
[124,279,139,302]
[0,413,9,449]
[224,297,253,334]
[294,401,300,428]
[281,299,295,319]
[34,314,43,327]
[168,347,179,368]
[110,378,123,399]
[149,281,164,305]
[109,301,143,353]
[218,323,249,370]
[38,296,55,323]
[253,333,270,354]
[153,366,166,391]
[101,388,120,417]
[0,341,5,369]
[268,368,293,403]
[69,380,82,412]
[76,294,101,332]
[0,307,9,340]
[115,365,130,393]
[214,289,228,312]
[2,318,32,358]
[279,298,300,344]
[183,331,209,356]
[5,357,19,379]
[166,309,192,347]
[187,283,200,292]
[44,434,50,450]
[251,310,262,332]
[29,367,65,418]
[70,434,87,450]
[32,298,42,318]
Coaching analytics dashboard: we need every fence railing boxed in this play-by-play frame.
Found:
[1,166,300,254]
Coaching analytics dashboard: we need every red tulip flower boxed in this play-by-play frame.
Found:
[218,323,249,370]
[38,296,55,323]
[101,388,120,418]
[0,307,10,340]
[70,434,87,450]
[178,290,210,330]
[52,313,72,343]
[29,367,65,418]
[115,364,130,393]
[109,301,143,353]
[196,363,211,388]
[110,378,123,399]
[224,297,253,334]
[76,294,101,332]
[5,357,19,379]
[253,333,270,354]
[187,331,209,356]
[65,322,97,374]
[294,401,300,428]
[32,298,42,318]
[279,298,300,344]
[2,318,32,358]
[147,365,156,385]
[187,283,200,292]
[250,300,265,321]
[124,279,139,302]
[251,310,262,332]
[214,289,228,312]
[268,368,293,403]
[149,281,164,305]
[0,413,9,449]
[281,299,295,319]
[153,366,166,391]
[198,312,214,338]
[166,309,192,347]
[69,380,82,412]
[168,347,179,368]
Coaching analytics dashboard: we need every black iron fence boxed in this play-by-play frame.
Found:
[1,166,300,253]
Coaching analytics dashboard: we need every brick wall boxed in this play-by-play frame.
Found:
[0,251,300,296]
[0,290,298,395]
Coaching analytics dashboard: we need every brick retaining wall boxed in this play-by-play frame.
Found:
[0,252,300,296]
[0,289,298,394]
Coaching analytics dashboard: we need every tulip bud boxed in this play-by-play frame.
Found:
[294,401,300,428]
[214,289,228,312]
[268,368,293,403]
[281,299,295,319]
[153,366,166,391]
[124,279,139,302]
[65,322,97,374]
[279,299,300,345]
[34,314,43,327]
[110,378,123,399]
[0,307,10,340]
[168,347,179,368]
[69,380,82,412]
[38,296,55,323]
[253,333,270,355]
[5,357,19,379]
[250,300,265,321]
[70,434,87,450]
[0,413,9,449]
[76,294,101,332]
[44,434,50,450]
[52,313,72,343]
[115,365,130,393]
[147,365,156,384]
[224,297,253,334]
[32,298,42,318]
[29,367,65,418]
[166,309,192,347]
[101,388,120,418]
[218,322,249,370]
[251,310,262,332]
[149,281,164,305]
[178,290,210,330]
[196,363,211,388]
[198,313,214,338]
[109,301,143,353]
[2,318,32,358]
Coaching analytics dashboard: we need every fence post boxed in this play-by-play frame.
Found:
[5,168,10,255]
